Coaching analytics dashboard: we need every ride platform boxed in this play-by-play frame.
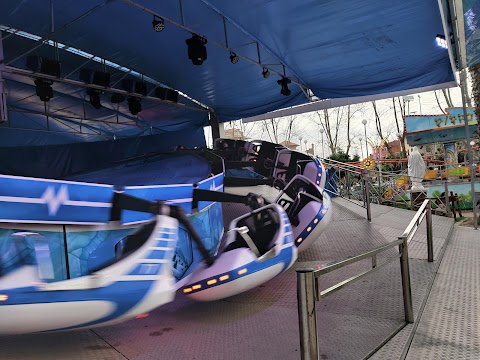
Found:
[1,188,475,360]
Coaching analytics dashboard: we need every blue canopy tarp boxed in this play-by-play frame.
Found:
[0,0,457,176]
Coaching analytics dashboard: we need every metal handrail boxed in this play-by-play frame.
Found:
[319,157,364,172]
[316,241,402,299]
[398,198,434,262]
[400,199,429,240]
[296,199,436,360]
[297,236,413,360]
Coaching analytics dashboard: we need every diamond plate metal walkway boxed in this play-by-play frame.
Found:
[1,191,473,360]
[404,226,480,360]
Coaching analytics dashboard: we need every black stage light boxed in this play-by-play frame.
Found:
[26,56,61,77]
[277,77,291,96]
[262,67,270,79]
[111,93,126,104]
[186,34,207,65]
[34,79,54,102]
[80,69,110,109]
[128,97,142,115]
[121,79,148,96]
[154,87,179,103]
[152,15,165,32]
[79,69,111,87]
[27,56,60,102]
[86,88,102,109]
[229,51,239,64]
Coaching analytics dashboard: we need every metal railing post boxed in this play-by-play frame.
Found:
[398,238,414,323]
[444,181,451,217]
[297,268,318,360]
[364,171,372,222]
[346,170,351,199]
[426,201,434,262]
[378,168,382,204]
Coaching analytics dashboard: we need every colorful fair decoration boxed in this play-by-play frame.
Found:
[394,175,409,189]
[404,107,477,146]
[361,157,376,170]
[383,187,394,200]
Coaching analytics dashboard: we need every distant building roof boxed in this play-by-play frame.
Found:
[279,140,299,149]
[224,128,246,140]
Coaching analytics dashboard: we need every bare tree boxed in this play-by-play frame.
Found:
[283,115,297,143]
[372,101,393,157]
[223,120,256,140]
[397,97,406,118]
[442,88,454,108]
[239,120,256,140]
[433,91,447,114]
[257,115,302,145]
[312,108,343,155]
[261,118,281,143]
[344,104,363,156]
[392,98,406,156]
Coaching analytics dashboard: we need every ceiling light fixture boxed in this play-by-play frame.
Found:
[186,34,207,65]
[34,79,54,102]
[121,79,148,96]
[128,97,142,116]
[79,69,111,109]
[26,56,61,77]
[229,51,239,64]
[86,88,102,109]
[155,87,179,103]
[262,68,270,79]
[152,15,165,32]
[435,34,448,49]
[26,56,61,102]
[277,77,291,96]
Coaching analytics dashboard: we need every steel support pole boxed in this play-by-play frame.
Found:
[364,124,368,157]
[399,238,414,323]
[364,171,372,221]
[297,268,318,360]
[444,182,451,218]
[459,68,478,229]
[449,0,477,229]
[378,167,382,204]
[426,201,434,262]
[346,171,351,199]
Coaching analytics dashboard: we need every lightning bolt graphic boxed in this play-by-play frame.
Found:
[41,185,69,216]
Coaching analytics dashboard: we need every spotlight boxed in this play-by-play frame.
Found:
[155,87,179,103]
[26,56,61,77]
[277,77,291,96]
[128,97,142,115]
[229,51,239,64]
[86,88,102,109]
[186,34,207,65]
[79,69,112,110]
[152,15,165,32]
[26,56,60,102]
[34,79,54,102]
[121,79,148,96]
[435,34,448,49]
[111,93,126,104]
[79,69,110,87]
[262,68,270,79]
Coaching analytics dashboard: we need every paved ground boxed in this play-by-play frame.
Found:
[0,193,462,360]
